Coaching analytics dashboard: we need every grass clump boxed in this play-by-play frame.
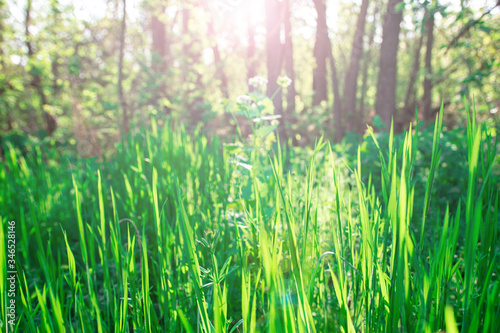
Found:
[0,101,499,332]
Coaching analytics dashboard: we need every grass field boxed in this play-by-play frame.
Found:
[1,103,499,332]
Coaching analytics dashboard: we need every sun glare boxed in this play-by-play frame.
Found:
[209,0,265,49]
[215,0,264,26]
[216,0,263,15]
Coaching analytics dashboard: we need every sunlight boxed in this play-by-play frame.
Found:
[215,0,264,30]
[210,0,266,49]
[71,0,141,22]
[216,0,263,16]
[72,0,109,21]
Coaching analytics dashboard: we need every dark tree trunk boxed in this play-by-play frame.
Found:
[343,0,370,133]
[118,0,128,136]
[375,0,403,128]
[265,0,287,140]
[359,2,379,125]
[312,0,328,106]
[423,4,435,121]
[283,0,296,115]
[25,0,56,136]
[312,0,342,140]
[402,20,424,123]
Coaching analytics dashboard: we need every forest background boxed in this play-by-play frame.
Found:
[0,0,499,152]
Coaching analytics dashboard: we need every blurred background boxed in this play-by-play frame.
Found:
[0,0,498,156]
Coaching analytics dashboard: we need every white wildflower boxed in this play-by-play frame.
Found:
[252,115,282,123]
[277,75,292,88]
[248,76,268,90]
[236,94,252,105]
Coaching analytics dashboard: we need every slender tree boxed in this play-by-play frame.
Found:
[283,0,296,115]
[181,2,201,123]
[343,0,370,132]
[403,18,425,123]
[312,0,328,106]
[312,0,342,140]
[118,0,128,135]
[150,1,170,115]
[328,43,343,142]
[0,0,13,132]
[265,0,286,139]
[201,0,229,99]
[359,1,379,123]
[181,4,190,88]
[49,1,62,98]
[184,4,205,124]
[151,4,168,73]
[375,0,404,127]
[247,10,257,92]
[423,1,436,120]
[25,0,57,136]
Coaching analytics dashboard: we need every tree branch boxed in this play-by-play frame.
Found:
[445,3,499,54]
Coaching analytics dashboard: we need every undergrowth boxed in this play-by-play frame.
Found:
[0,100,499,332]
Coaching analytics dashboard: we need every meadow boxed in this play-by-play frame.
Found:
[1,102,499,332]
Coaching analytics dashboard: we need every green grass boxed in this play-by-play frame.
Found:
[0,102,499,332]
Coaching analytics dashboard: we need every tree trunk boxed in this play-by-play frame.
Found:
[402,21,424,123]
[182,4,204,124]
[210,39,229,99]
[201,0,229,99]
[49,1,62,98]
[150,3,170,115]
[0,3,13,132]
[25,0,57,136]
[265,0,286,140]
[182,5,190,85]
[246,12,257,93]
[343,0,370,133]
[283,0,296,115]
[328,45,343,142]
[359,1,379,126]
[422,3,435,121]
[151,5,168,73]
[375,0,403,128]
[118,0,128,136]
[312,0,342,140]
[312,0,328,106]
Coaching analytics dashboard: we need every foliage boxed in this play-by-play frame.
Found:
[1,0,499,146]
